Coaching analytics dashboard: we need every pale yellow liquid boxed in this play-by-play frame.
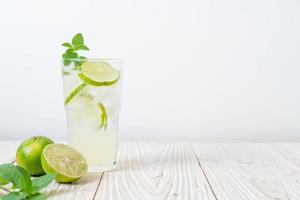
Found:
[63,67,121,171]
[69,129,117,166]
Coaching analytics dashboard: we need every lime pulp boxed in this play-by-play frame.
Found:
[41,144,88,183]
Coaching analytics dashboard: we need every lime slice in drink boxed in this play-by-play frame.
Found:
[98,102,108,129]
[66,93,108,129]
[41,144,88,183]
[64,83,87,105]
[79,61,120,86]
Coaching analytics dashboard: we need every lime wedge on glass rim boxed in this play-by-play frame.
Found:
[79,61,120,86]
[41,144,88,183]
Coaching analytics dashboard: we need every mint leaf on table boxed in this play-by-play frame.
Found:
[0,164,28,189]
[15,166,32,194]
[27,193,46,200]
[62,33,90,69]
[0,164,55,200]
[0,176,9,185]
[30,174,56,194]
[0,192,25,200]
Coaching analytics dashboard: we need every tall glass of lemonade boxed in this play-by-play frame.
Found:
[61,59,122,172]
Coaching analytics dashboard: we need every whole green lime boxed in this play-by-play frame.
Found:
[16,136,54,176]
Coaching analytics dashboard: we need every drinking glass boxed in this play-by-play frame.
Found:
[61,58,123,172]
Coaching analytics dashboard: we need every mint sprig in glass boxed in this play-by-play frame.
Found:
[61,33,123,172]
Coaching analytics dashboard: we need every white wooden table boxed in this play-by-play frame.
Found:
[0,142,299,199]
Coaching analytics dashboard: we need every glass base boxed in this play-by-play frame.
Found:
[88,161,117,173]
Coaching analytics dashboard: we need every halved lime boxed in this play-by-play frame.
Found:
[79,61,120,86]
[41,144,87,183]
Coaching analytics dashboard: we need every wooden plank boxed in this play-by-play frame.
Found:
[248,143,300,198]
[0,141,19,164]
[265,143,300,169]
[192,143,300,200]
[95,142,216,200]
[45,173,103,200]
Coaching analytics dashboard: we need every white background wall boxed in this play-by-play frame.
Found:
[0,0,299,141]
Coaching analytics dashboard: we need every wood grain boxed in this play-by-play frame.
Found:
[192,143,300,200]
[1,142,300,200]
[0,141,19,164]
[249,144,300,199]
[95,142,216,200]
[45,173,103,200]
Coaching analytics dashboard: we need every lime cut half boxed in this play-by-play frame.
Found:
[79,61,120,86]
[41,144,88,183]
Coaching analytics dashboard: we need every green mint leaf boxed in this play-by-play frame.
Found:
[78,56,87,60]
[15,166,32,195]
[0,164,31,191]
[0,176,9,185]
[0,192,25,200]
[77,45,89,51]
[26,193,46,200]
[0,164,19,187]
[62,43,72,48]
[63,49,78,59]
[62,33,90,67]
[72,33,84,48]
[62,49,78,66]
[30,173,56,194]
[73,61,80,68]
[63,59,72,66]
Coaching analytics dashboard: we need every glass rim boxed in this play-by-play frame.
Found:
[61,58,123,62]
